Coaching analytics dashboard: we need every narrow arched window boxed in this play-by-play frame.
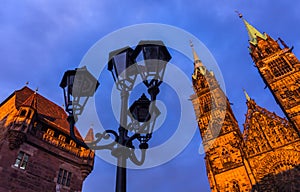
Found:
[221,148,231,163]
[232,180,240,192]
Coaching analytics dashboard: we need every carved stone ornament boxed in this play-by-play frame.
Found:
[7,130,26,150]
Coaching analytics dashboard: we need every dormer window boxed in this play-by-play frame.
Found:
[58,135,66,142]
[27,110,32,118]
[46,129,54,136]
[70,140,76,147]
[19,109,27,117]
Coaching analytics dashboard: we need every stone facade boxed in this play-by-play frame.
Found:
[190,17,300,192]
[0,87,94,192]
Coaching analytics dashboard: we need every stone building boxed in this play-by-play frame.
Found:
[190,16,300,191]
[0,86,94,192]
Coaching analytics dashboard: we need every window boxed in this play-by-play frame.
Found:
[201,81,207,89]
[19,109,27,117]
[268,57,292,77]
[27,110,32,118]
[265,47,272,54]
[203,103,210,113]
[232,180,240,192]
[70,140,76,147]
[58,135,66,142]
[46,129,54,136]
[14,151,29,170]
[221,148,231,164]
[202,95,212,113]
[57,168,72,187]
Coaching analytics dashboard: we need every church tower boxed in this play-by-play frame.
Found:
[190,43,253,192]
[240,14,300,133]
[191,15,300,192]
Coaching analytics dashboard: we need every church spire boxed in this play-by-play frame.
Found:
[84,126,95,143]
[243,89,258,110]
[190,40,204,68]
[243,89,251,102]
[238,12,267,45]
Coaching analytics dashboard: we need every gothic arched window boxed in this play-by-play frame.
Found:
[265,47,272,54]
[232,180,240,192]
[221,148,231,164]
[268,57,292,77]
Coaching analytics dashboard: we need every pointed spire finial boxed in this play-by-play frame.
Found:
[243,88,251,101]
[189,40,194,48]
[278,37,289,49]
[84,126,95,143]
[239,13,267,45]
[189,40,204,69]
[235,10,243,18]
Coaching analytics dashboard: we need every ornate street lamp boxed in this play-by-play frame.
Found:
[108,47,137,91]
[60,41,171,192]
[60,66,99,147]
[129,94,161,150]
[129,93,151,123]
[132,40,171,100]
[60,66,100,115]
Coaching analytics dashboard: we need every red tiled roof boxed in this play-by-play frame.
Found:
[15,86,83,141]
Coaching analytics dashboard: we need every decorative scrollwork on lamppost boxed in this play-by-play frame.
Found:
[60,40,171,192]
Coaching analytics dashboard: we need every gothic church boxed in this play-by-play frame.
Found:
[191,15,300,191]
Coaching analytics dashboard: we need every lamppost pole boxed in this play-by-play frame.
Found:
[60,40,171,192]
[116,155,126,192]
[116,89,129,192]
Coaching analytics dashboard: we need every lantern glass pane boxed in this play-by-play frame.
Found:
[112,51,137,84]
[68,75,75,87]
[143,46,159,60]
[143,46,159,73]
[134,52,147,81]
[72,71,98,97]
[114,52,127,77]
[138,107,150,122]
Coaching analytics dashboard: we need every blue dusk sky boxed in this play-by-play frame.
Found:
[1,1,300,192]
